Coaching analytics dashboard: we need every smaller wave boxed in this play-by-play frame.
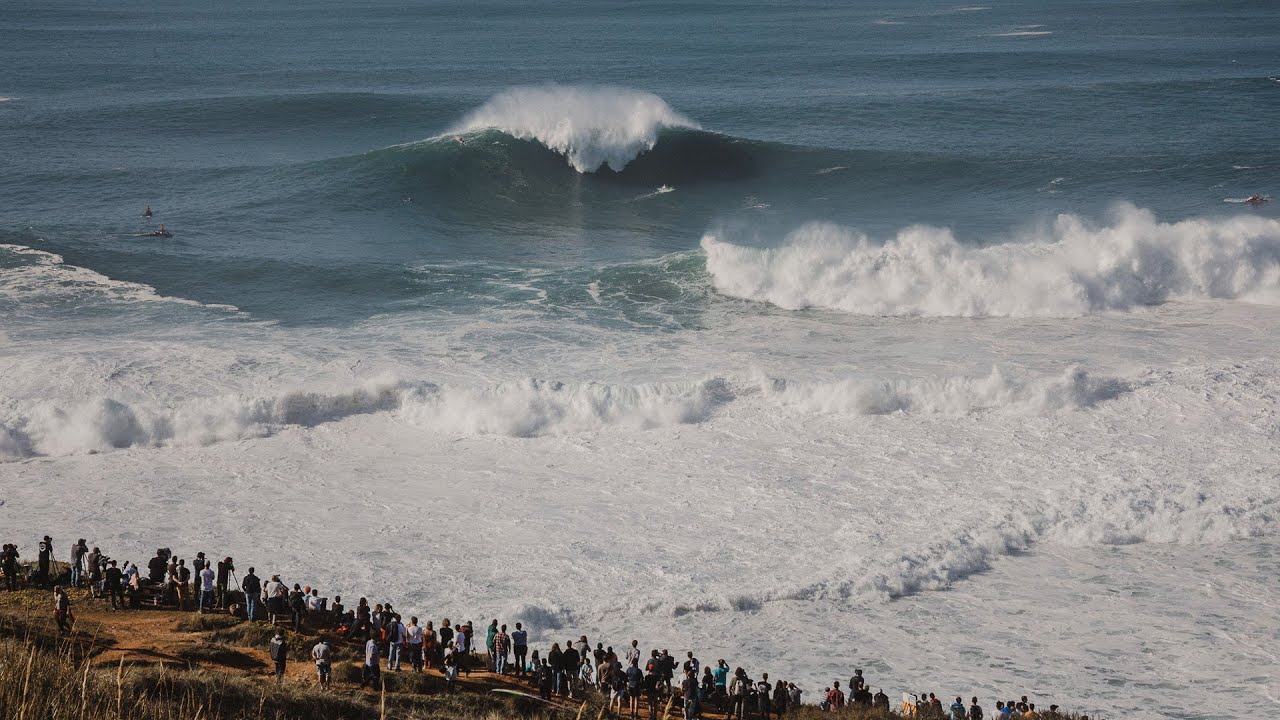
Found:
[0,377,735,460]
[991,30,1052,37]
[0,96,17,103]
[761,366,1130,416]
[702,205,1280,317]
[448,86,699,173]
[0,365,1135,461]
[0,243,239,312]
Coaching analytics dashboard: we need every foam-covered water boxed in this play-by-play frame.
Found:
[703,206,1280,317]
[3,1,1279,718]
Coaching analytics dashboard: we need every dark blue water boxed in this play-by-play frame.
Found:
[1,0,1277,324]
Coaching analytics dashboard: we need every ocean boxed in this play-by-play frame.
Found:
[2,1,1279,717]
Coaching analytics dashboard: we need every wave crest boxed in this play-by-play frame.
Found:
[0,368,1132,461]
[449,86,698,173]
[702,205,1280,317]
[0,377,733,460]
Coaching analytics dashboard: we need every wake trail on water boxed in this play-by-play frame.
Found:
[447,86,700,173]
[703,204,1280,317]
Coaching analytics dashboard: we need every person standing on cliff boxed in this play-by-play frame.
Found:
[493,623,511,675]
[240,567,261,620]
[511,622,528,676]
[269,631,287,686]
[1,544,19,591]
[37,536,53,584]
[54,585,73,634]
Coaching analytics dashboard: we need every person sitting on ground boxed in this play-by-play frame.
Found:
[347,597,370,640]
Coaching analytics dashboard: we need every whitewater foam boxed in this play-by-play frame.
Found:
[0,365,1138,461]
[762,366,1130,416]
[0,244,239,312]
[449,86,698,173]
[702,205,1280,317]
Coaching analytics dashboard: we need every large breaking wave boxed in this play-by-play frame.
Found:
[703,205,1280,317]
[448,86,699,173]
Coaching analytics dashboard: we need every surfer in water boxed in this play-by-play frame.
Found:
[151,224,171,238]
[1245,193,1268,206]
[144,205,152,218]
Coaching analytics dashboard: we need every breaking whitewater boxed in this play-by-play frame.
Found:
[4,88,1280,720]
